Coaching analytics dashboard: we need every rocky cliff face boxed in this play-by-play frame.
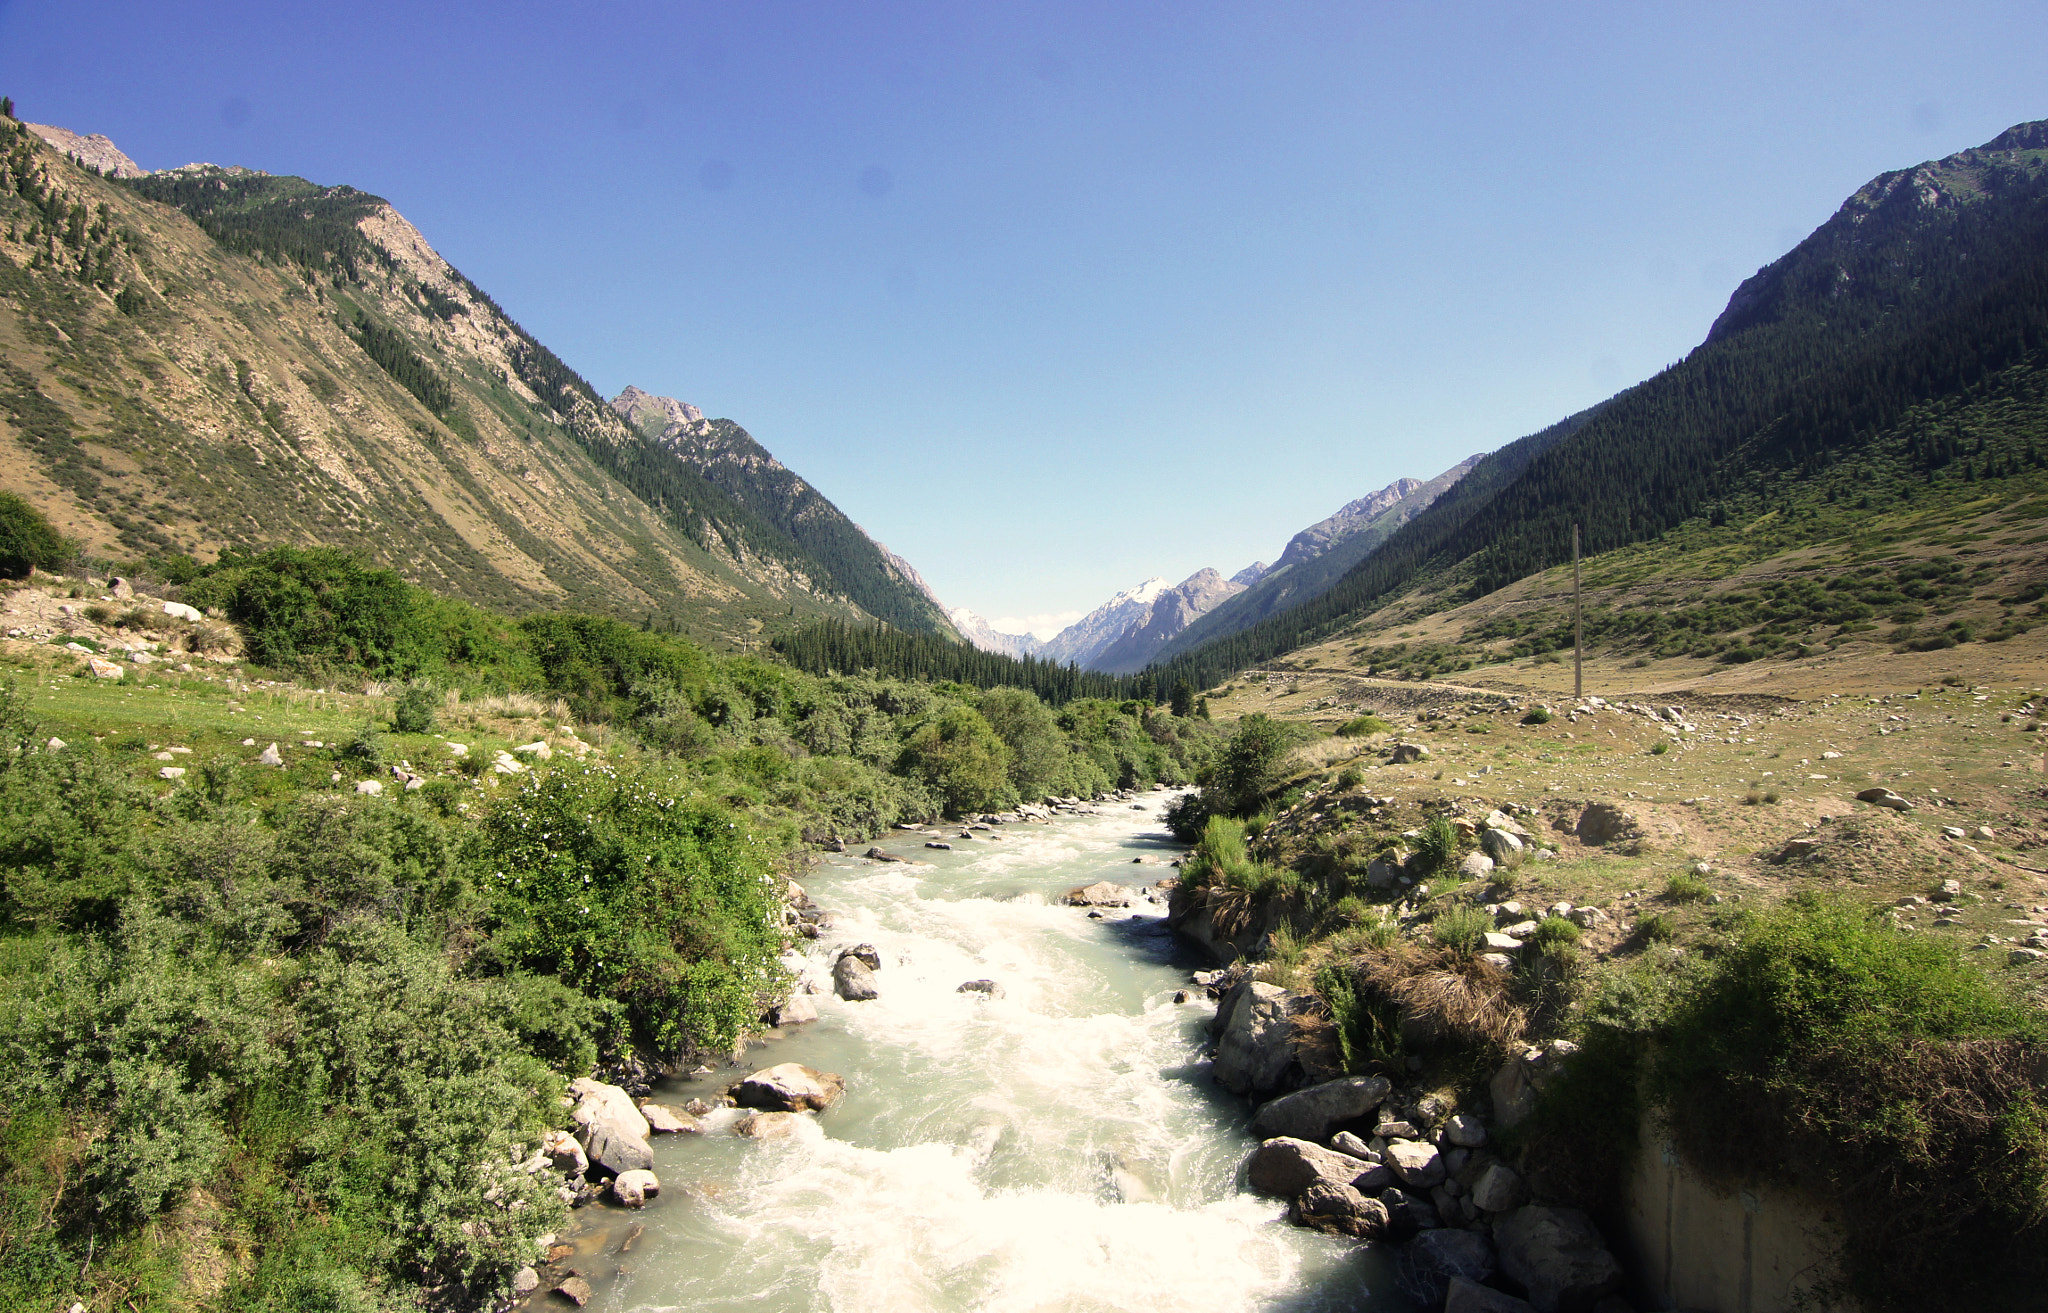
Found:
[26,123,147,178]
[1035,577,1172,668]
[1269,478,1423,574]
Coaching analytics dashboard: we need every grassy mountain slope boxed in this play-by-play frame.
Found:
[1155,118,2048,691]
[0,116,933,645]
[609,387,957,636]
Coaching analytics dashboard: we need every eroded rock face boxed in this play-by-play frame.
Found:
[1212,981,1311,1095]
[733,1063,846,1114]
[1250,1075,1392,1143]
[1493,1205,1623,1313]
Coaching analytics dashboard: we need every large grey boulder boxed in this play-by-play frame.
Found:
[1397,1229,1498,1307]
[833,955,880,1001]
[1459,851,1498,879]
[1244,1136,1387,1197]
[1250,1075,1392,1142]
[733,1063,846,1114]
[839,944,883,970]
[1494,1206,1623,1312]
[1211,981,1310,1095]
[580,1118,654,1176]
[1291,1179,1389,1237]
[639,1102,702,1135]
[768,993,820,1026]
[1445,1277,1538,1313]
[1383,1138,1446,1188]
[1390,742,1430,764]
[1062,881,1133,906]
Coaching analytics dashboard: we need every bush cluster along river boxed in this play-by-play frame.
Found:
[560,791,1420,1312]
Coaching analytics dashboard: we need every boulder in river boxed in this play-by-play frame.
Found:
[734,1063,846,1114]
[734,1111,806,1140]
[1062,881,1133,907]
[1244,1136,1388,1197]
[839,944,883,970]
[541,1128,587,1174]
[554,1275,594,1306]
[767,993,820,1026]
[611,1168,660,1208]
[956,979,1005,999]
[864,847,909,863]
[639,1102,702,1135]
[1211,981,1314,1095]
[580,1119,654,1177]
[1291,1179,1389,1238]
[833,955,880,1001]
[1250,1075,1391,1143]
[1492,1205,1623,1313]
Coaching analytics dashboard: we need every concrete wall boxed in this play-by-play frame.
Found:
[1622,1115,1858,1313]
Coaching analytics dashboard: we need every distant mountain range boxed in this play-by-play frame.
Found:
[948,462,1479,673]
[0,112,951,645]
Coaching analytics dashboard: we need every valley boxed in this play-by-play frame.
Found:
[3,86,2048,1313]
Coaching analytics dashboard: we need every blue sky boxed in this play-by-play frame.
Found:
[4,2,2046,635]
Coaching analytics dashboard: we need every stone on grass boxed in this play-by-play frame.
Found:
[1390,742,1430,764]
[1459,851,1498,879]
[1251,1075,1392,1143]
[1480,828,1526,868]
[1574,804,1636,845]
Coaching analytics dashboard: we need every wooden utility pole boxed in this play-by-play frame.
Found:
[1573,523,1584,700]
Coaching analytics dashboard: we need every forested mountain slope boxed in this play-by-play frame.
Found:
[1154,118,2048,691]
[0,112,945,644]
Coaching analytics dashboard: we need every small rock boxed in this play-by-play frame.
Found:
[511,1266,541,1295]
[640,1102,701,1134]
[1459,851,1498,879]
[43,737,64,751]
[1390,742,1430,763]
[767,993,821,1026]
[158,766,186,780]
[925,841,953,850]
[1855,786,1915,812]
[957,979,1005,999]
[541,1129,588,1174]
[1329,1131,1378,1161]
[355,779,384,795]
[734,1111,806,1140]
[257,743,284,767]
[1470,1162,1530,1213]
[86,656,124,679]
[1384,1139,1447,1188]
[1292,1179,1390,1237]
[1062,881,1133,907]
[553,1275,594,1306]
[1443,1113,1486,1148]
[611,1168,659,1207]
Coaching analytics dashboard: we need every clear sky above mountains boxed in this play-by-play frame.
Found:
[3,1,2046,631]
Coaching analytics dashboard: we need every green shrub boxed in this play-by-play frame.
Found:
[1430,904,1492,955]
[1315,960,1402,1070]
[339,724,384,773]
[1650,894,2048,1311]
[0,492,68,580]
[1530,915,1581,950]
[1665,872,1713,903]
[1649,740,1669,755]
[1335,766,1365,790]
[1336,714,1393,737]
[390,681,437,734]
[1639,912,1678,942]
[1414,815,1459,874]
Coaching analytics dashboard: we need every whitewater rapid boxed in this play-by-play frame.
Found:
[563,793,1416,1312]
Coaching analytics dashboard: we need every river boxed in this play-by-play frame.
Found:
[557,789,1419,1313]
